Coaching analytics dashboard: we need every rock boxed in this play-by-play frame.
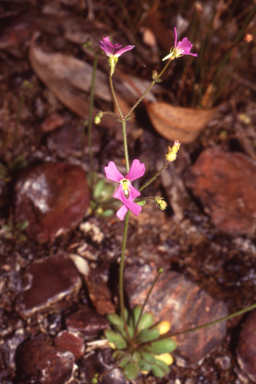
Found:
[41,113,64,132]
[65,307,109,340]
[124,264,227,365]
[54,330,85,360]
[46,124,100,158]
[79,349,126,384]
[15,162,90,242]
[84,264,115,315]
[17,255,81,317]
[16,337,75,384]
[237,312,256,383]
[186,149,256,236]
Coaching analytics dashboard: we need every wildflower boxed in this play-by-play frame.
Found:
[104,159,145,220]
[99,36,135,76]
[163,27,197,61]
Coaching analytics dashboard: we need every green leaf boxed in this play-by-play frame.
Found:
[137,312,155,332]
[104,329,127,349]
[154,359,170,375]
[145,338,177,354]
[107,313,124,326]
[118,354,131,368]
[123,363,139,380]
[151,363,169,377]
[93,179,105,199]
[137,200,146,207]
[132,305,143,326]
[101,209,114,217]
[138,359,152,372]
[137,329,159,343]
[140,351,156,364]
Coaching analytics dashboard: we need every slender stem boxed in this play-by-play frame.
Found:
[109,74,129,172]
[164,302,256,340]
[86,54,98,186]
[119,210,130,327]
[109,73,123,119]
[125,58,173,120]
[139,161,169,193]
[134,269,163,336]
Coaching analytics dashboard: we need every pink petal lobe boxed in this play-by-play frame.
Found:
[129,185,140,200]
[105,162,124,182]
[115,45,135,57]
[113,184,123,200]
[116,205,128,220]
[126,159,145,181]
[118,192,142,216]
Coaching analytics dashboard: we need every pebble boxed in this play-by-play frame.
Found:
[17,254,81,316]
[65,307,109,339]
[124,264,227,365]
[79,349,126,384]
[187,148,256,236]
[54,330,85,360]
[15,162,90,242]
[237,311,256,382]
[16,337,75,384]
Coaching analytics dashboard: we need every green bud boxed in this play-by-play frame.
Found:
[137,200,146,207]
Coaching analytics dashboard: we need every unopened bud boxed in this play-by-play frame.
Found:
[155,197,167,210]
[152,70,158,80]
[165,140,180,162]
[94,111,103,124]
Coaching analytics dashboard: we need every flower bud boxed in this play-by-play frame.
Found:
[165,140,180,162]
[94,111,103,124]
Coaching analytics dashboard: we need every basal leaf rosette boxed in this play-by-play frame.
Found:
[104,305,177,380]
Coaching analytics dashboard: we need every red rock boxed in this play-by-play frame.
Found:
[65,307,109,339]
[17,255,81,316]
[187,148,256,235]
[41,113,64,132]
[124,264,227,365]
[16,337,75,384]
[15,162,90,242]
[237,312,256,383]
[54,330,84,360]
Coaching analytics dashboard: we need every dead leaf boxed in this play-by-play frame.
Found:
[146,102,218,143]
[29,33,111,118]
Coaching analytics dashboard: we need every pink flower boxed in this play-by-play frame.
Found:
[163,27,197,60]
[99,36,135,57]
[105,160,145,220]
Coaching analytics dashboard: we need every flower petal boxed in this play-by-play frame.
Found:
[177,38,197,56]
[115,45,135,57]
[118,190,142,216]
[125,159,145,181]
[129,185,141,200]
[105,162,124,182]
[116,205,128,220]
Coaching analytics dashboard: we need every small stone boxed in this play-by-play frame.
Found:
[16,337,75,384]
[237,312,256,383]
[79,349,126,384]
[84,265,115,315]
[17,255,81,316]
[54,330,85,360]
[41,113,64,132]
[186,149,256,236]
[65,307,109,339]
[215,356,231,371]
[15,162,90,242]
[124,264,227,365]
